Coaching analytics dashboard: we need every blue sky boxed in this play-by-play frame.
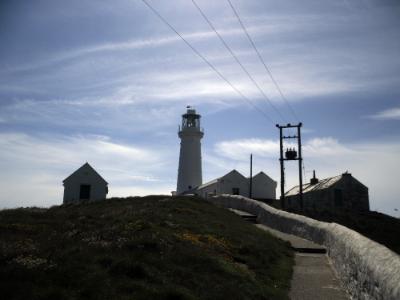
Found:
[0,0,399,216]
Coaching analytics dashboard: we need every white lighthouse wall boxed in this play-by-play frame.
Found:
[177,133,203,193]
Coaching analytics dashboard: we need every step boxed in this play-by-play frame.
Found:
[241,215,258,223]
[255,224,327,254]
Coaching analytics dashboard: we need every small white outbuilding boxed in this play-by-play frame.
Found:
[195,169,277,201]
[196,170,248,198]
[251,171,277,200]
[63,162,108,204]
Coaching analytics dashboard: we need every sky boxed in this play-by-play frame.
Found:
[0,0,399,217]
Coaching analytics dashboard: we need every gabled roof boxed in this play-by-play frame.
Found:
[196,178,218,190]
[222,169,247,180]
[250,171,276,183]
[196,169,246,190]
[285,174,342,196]
[63,162,108,184]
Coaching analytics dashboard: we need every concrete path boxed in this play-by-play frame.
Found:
[256,224,349,300]
[231,209,350,300]
[288,253,349,300]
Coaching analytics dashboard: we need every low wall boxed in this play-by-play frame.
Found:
[209,195,400,300]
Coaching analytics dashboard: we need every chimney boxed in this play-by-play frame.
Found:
[310,170,319,185]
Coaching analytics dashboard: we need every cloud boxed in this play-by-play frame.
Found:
[366,107,400,120]
[0,98,185,136]
[214,137,352,161]
[215,138,278,160]
[5,4,398,110]
[210,137,400,216]
[303,137,354,157]
[1,24,275,75]
[0,132,175,208]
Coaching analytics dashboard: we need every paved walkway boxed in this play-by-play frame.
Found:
[231,209,350,300]
[288,253,349,300]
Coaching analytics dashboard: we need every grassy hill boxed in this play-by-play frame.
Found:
[298,209,400,255]
[0,196,293,300]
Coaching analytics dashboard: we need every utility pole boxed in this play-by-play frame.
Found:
[297,124,303,209]
[249,154,253,198]
[278,126,285,209]
[276,123,303,210]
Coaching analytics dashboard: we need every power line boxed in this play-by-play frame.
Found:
[141,0,275,125]
[227,0,300,122]
[191,0,287,123]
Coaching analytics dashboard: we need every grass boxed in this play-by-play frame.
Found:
[0,196,293,300]
[297,209,400,255]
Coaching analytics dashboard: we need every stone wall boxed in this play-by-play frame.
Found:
[209,194,400,300]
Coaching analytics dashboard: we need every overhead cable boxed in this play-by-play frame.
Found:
[141,0,275,124]
[191,0,287,123]
[227,0,300,122]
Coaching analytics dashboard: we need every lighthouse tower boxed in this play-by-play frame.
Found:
[177,107,204,194]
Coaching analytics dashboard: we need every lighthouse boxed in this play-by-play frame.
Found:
[176,107,204,194]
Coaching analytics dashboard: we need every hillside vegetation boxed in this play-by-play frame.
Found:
[0,196,293,300]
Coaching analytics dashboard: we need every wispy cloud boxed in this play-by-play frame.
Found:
[366,107,400,120]
[1,24,276,75]
[214,137,353,161]
[210,137,400,215]
[215,138,278,160]
[0,132,176,208]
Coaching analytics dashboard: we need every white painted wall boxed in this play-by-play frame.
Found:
[197,170,277,200]
[196,181,218,198]
[217,170,249,196]
[209,195,400,300]
[197,170,249,198]
[63,163,108,204]
[177,129,203,194]
[251,172,277,199]
[176,109,204,196]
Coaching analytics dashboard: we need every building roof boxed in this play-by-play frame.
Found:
[250,171,276,183]
[285,174,343,196]
[196,178,218,190]
[63,162,108,184]
[196,169,277,191]
[196,169,245,190]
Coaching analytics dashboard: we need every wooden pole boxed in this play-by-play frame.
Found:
[249,154,253,198]
[297,123,303,210]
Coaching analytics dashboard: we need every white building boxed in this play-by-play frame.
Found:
[196,170,277,201]
[251,171,277,200]
[63,162,108,204]
[176,107,204,194]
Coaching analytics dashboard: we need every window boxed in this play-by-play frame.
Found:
[80,185,91,200]
[232,188,240,195]
[334,189,343,207]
